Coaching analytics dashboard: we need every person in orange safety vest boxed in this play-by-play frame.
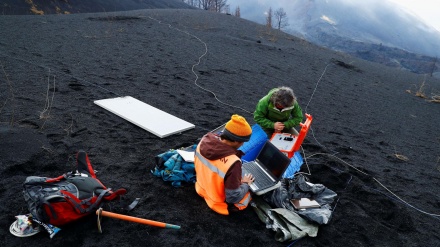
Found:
[194,114,255,215]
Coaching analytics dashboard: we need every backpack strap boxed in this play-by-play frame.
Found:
[36,182,79,221]
[40,195,65,221]
[61,188,111,214]
[45,174,68,183]
[125,197,140,211]
[76,150,97,178]
[102,188,127,201]
[41,187,126,221]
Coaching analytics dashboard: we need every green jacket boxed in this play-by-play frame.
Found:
[254,88,303,131]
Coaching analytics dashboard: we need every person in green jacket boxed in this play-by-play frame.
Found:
[254,86,303,138]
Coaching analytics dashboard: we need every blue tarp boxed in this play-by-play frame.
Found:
[151,145,197,187]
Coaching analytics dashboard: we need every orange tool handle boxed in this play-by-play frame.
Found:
[97,209,180,230]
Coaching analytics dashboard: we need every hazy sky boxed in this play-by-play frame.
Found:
[229,0,440,32]
[389,0,440,32]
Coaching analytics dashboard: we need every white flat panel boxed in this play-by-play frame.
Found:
[94,96,195,138]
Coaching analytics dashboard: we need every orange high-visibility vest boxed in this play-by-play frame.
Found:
[194,145,251,215]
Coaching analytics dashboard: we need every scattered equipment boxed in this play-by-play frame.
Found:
[22,150,126,227]
[9,215,41,237]
[270,114,313,158]
[242,141,292,195]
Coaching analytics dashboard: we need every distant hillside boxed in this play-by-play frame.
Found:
[284,0,440,77]
[286,0,440,57]
[0,0,194,15]
[313,32,440,78]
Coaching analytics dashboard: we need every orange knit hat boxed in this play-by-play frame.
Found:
[223,114,252,142]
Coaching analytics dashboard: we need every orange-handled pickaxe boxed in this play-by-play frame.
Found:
[96,208,181,233]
